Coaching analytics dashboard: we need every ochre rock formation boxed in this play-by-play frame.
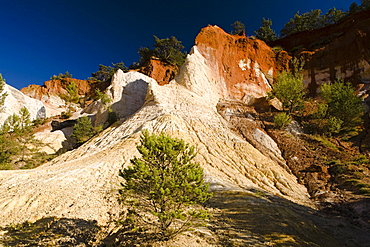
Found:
[138,58,178,85]
[193,25,289,102]
[20,78,108,104]
[271,10,370,95]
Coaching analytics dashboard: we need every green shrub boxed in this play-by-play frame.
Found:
[71,116,94,145]
[94,89,111,105]
[0,107,46,169]
[325,117,343,135]
[50,71,72,80]
[0,73,8,112]
[254,18,277,42]
[119,130,212,240]
[107,107,118,126]
[64,82,79,104]
[313,136,338,150]
[138,36,187,67]
[319,79,364,131]
[274,112,291,129]
[89,62,128,83]
[271,71,306,113]
[230,21,245,35]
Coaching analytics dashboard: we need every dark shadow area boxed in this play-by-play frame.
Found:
[320,197,370,229]
[2,193,369,246]
[51,119,77,131]
[102,227,161,247]
[0,217,101,247]
[205,191,370,247]
[110,79,148,119]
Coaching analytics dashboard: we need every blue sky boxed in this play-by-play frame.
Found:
[0,0,360,89]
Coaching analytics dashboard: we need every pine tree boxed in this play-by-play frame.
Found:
[319,78,364,131]
[71,116,94,144]
[254,18,277,42]
[0,74,8,112]
[230,21,246,35]
[94,88,111,105]
[138,36,187,67]
[90,62,128,83]
[119,130,212,240]
[270,71,306,113]
[63,82,79,104]
[0,107,43,169]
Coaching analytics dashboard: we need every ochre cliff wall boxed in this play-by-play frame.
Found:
[194,25,289,101]
[271,10,370,95]
[20,78,108,103]
[138,58,178,85]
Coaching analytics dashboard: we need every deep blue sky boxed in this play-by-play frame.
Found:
[1,0,360,89]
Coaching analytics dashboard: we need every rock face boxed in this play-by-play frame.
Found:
[192,25,288,103]
[138,58,178,85]
[0,83,46,123]
[21,78,108,117]
[21,78,105,103]
[0,66,310,227]
[271,10,370,95]
[0,26,312,228]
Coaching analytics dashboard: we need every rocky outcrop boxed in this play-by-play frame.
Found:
[271,10,370,95]
[138,58,178,85]
[21,78,106,102]
[0,26,313,229]
[0,83,45,123]
[192,25,289,104]
[0,66,310,227]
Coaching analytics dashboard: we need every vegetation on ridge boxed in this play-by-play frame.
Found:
[136,35,187,68]
[50,71,73,80]
[254,18,277,42]
[89,62,128,83]
[230,21,246,35]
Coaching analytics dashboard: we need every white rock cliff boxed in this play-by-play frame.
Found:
[0,47,311,227]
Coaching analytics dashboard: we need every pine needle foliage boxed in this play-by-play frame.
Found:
[254,18,277,42]
[271,71,306,114]
[89,62,128,83]
[119,130,212,240]
[319,78,364,131]
[94,89,111,105]
[230,21,246,35]
[0,74,8,112]
[138,36,187,67]
[62,82,79,104]
[0,107,47,169]
[71,116,94,145]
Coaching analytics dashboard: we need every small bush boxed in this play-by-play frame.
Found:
[50,71,72,80]
[119,130,212,240]
[107,108,118,126]
[313,136,338,151]
[274,113,291,129]
[319,79,364,131]
[271,71,306,113]
[94,89,111,105]
[71,116,94,145]
[60,111,72,119]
